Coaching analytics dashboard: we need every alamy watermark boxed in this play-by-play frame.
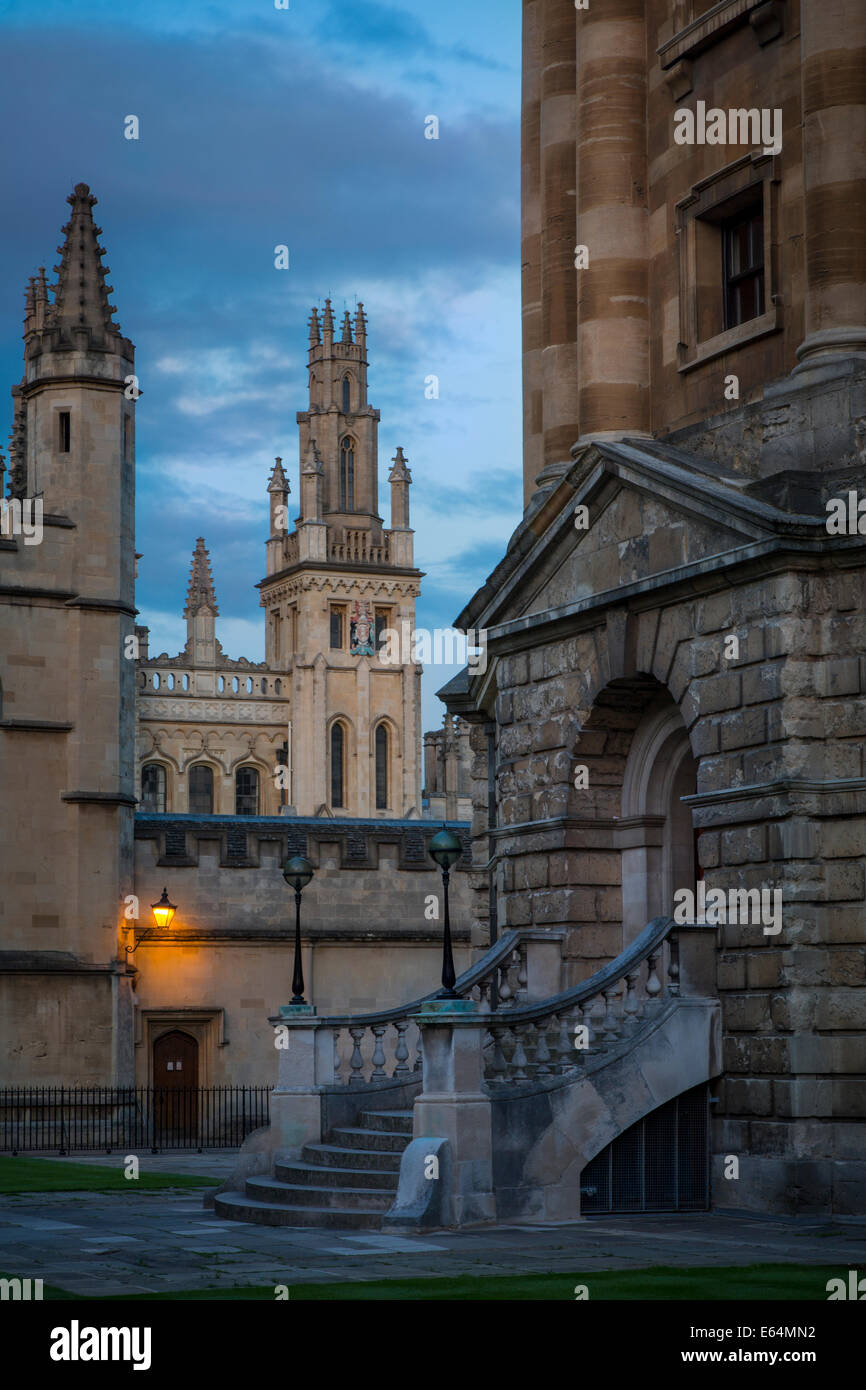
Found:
[0,496,43,544]
[673,883,782,935]
[674,101,782,156]
[379,623,487,674]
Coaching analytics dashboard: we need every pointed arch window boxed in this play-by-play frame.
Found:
[342,375,351,414]
[330,722,345,808]
[340,437,355,512]
[188,764,214,814]
[235,765,260,816]
[141,762,166,813]
[375,724,388,810]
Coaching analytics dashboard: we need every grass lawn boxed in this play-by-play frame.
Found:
[14,1264,842,1301]
[0,1155,217,1194]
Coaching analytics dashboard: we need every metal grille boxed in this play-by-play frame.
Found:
[580,1083,709,1214]
[0,1087,270,1154]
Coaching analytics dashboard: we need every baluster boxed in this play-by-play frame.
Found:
[586,994,604,1048]
[667,936,680,997]
[333,1027,342,1084]
[348,1027,365,1086]
[371,1025,387,1080]
[516,945,528,1002]
[490,1026,507,1083]
[478,978,492,1013]
[533,1020,552,1077]
[511,1026,528,1081]
[498,954,514,1006]
[555,1010,573,1072]
[393,1020,410,1077]
[602,985,621,1040]
[646,951,662,1000]
[412,1024,423,1073]
[622,971,641,1032]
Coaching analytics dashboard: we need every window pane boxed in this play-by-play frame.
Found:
[375,724,388,809]
[235,766,259,815]
[141,763,166,813]
[188,764,213,814]
[330,609,343,649]
[331,724,344,808]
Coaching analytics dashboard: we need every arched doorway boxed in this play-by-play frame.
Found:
[568,679,698,950]
[153,1030,199,1143]
[621,697,698,943]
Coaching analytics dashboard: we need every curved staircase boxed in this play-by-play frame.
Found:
[214,1108,413,1229]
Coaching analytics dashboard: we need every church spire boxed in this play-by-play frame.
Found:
[308,306,321,347]
[49,183,122,344]
[184,538,219,665]
[340,310,353,345]
[184,537,219,618]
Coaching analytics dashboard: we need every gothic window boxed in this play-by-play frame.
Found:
[188,764,214,814]
[375,724,388,810]
[141,762,166,813]
[340,437,355,511]
[330,606,344,649]
[342,375,351,414]
[235,765,260,815]
[331,722,345,808]
[374,608,390,653]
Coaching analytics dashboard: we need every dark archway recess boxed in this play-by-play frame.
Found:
[580,1084,709,1214]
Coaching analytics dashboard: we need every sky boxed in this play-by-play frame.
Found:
[0,0,523,731]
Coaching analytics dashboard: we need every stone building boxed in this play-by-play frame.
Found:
[0,184,137,1085]
[214,0,864,1233]
[136,302,425,820]
[423,715,473,822]
[0,188,471,1091]
[436,0,866,1216]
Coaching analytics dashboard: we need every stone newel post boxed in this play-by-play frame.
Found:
[411,1003,495,1227]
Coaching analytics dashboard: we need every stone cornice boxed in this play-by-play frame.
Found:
[259,571,421,604]
[657,0,774,68]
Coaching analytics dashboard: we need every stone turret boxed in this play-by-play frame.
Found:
[184,538,220,666]
[388,446,414,566]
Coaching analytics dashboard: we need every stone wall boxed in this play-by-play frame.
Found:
[131,815,473,1085]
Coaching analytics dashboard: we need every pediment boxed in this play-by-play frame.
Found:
[480,438,806,630]
[524,467,748,618]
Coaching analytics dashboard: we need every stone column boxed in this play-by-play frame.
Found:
[535,0,580,495]
[794,0,866,373]
[575,0,650,442]
[413,1004,495,1226]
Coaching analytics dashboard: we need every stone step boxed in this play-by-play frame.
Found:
[274,1159,398,1190]
[302,1142,403,1172]
[245,1175,393,1212]
[214,1191,384,1230]
[330,1126,409,1153]
[358,1109,414,1135]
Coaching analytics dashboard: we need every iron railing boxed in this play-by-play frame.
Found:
[0,1086,270,1154]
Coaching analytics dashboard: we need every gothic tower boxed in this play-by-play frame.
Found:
[0,183,137,1084]
[259,302,424,817]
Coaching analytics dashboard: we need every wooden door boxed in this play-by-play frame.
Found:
[153,1030,199,1142]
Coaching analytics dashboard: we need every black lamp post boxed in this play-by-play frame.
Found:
[282,855,315,1005]
[428,825,462,999]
